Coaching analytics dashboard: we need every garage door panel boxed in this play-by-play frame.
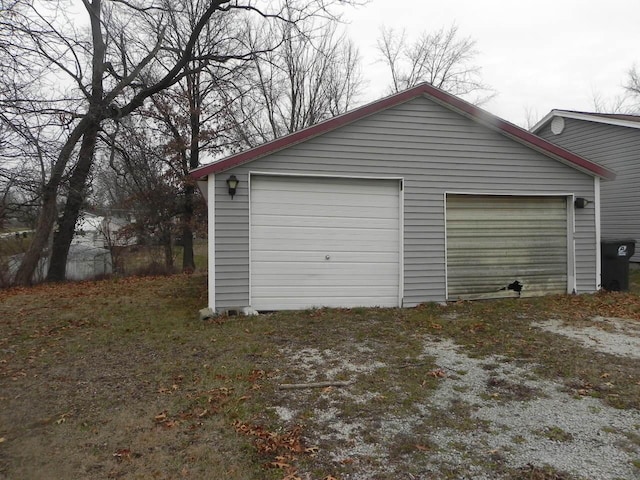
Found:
[252,226,399,243]
[448,223,566,236]
[446,195,568,299]
[253,285,398,297]
[252,273,399,287]
[447,209,567,222]
[252,215,398,229]
[251,252,398,275]
[252,203,398,219]
[253,296,399,310]
[254,235,398,251]
[449,264,568,278]
[251,190,398,208]
[251,251,400,264]
[252,242,399,254]
[448,234,567,243]
[448,258,567,270]
[251,177,398,195]
[250,175,401,310]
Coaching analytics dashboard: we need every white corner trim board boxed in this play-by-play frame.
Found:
[207,173,216,310]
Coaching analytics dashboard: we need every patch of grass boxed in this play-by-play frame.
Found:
[534,426,574,442]
[486,376,545,402]
[387,432,437,458]
[422,399,490,433]
[505,463,577,480]
[0,274,279,480]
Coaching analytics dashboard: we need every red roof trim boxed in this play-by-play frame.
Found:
[190,83,616,181]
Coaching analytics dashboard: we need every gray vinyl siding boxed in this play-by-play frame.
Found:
[537,118,640,260]
[214,96,597,309]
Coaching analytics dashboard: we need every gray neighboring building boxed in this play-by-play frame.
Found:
[533,111,640,261]
[192,84,614,313]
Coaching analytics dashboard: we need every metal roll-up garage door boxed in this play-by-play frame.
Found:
[446,194,568,300]
[250,175,401,310]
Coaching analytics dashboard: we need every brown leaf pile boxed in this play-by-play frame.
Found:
[543,291,640,321]
[153,387,233,430]
[232,421,321,479]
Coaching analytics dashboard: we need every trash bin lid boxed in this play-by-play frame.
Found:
[601,239,636,258]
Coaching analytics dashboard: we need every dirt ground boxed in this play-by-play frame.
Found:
[1,276,639,480]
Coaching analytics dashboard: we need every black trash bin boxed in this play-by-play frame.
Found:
[601,239,636,291]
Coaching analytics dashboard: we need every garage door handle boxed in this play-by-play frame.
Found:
[325,255,330,260]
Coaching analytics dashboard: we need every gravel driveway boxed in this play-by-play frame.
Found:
[272,316,640,479]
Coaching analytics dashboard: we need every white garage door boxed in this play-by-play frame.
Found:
[250,175,401,310]
[446,195,569,300]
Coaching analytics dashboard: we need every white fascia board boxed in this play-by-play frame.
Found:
[531,110,561,133]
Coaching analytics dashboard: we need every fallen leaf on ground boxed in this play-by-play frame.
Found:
[113,449,132,461]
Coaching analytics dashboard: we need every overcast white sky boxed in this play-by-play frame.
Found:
[341,0,640,126]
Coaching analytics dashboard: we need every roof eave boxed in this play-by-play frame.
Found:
[189,85,433,180]
[190,84,616,181]
[532,110,640,133]
[530,110,559,133]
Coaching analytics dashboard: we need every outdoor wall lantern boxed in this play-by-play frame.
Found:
[226,175,239,199]
[574,197,590,209]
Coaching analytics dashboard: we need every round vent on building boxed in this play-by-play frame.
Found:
[550,116,565,135]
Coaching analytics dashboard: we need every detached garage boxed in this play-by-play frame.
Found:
[191,83,615,313]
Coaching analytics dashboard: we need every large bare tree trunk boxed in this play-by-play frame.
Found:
[47,0,106,282]
[13,120,88,285]
[181,183,195,272]
[47,120,100,281]
[181,79,201,273]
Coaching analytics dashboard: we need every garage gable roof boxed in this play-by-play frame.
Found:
[190,83,616,180]
[532,109,640,133]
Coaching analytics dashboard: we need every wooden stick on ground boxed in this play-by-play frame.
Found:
[278,380,352,390]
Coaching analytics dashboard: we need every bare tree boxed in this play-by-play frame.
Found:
[589,65,640,114]
[140,2,246,272]
[100,115,182,268]
[591,91,635,114]
[223,12,363,146]
[376,23,493,103]
[626,66,640,96]
[138,4,363,271]
[522,105,540,130]
[7,0,357,285]
[623,65,640,112]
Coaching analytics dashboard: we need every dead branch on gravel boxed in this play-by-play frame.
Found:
[278,380,352,390]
